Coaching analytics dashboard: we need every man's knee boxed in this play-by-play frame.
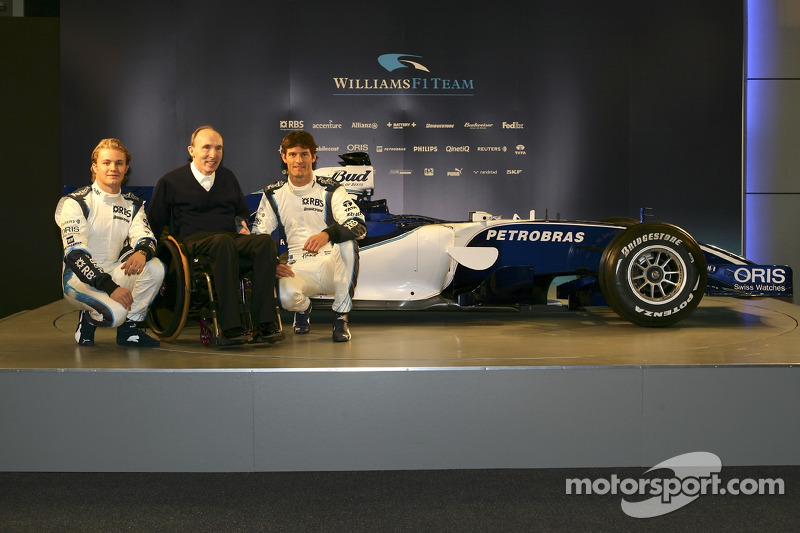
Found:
[278,284,308,312]
[93,301,127,328]
[204,233,237,254]
[191,234,239,276]
[110,308,129,328]
[143,257,165,283]
[251,234,277,256]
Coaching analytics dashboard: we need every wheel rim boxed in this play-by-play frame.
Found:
[626,245,687,304]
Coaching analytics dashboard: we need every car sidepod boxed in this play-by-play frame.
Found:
[355,224,458,305]
[453,221,623,308]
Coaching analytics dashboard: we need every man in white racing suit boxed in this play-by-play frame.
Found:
[55,138,164,347]
[251,131,366,342]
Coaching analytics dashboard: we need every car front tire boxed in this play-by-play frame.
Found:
[598,222,707,327]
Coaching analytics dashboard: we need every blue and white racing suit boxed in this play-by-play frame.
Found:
[55,183,164,327]
[251,176,366,314]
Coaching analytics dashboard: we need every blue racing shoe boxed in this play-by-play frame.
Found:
[75,310,96,346]
[332,313,351,342]
[293,302,312,335]
[116,321,161,347]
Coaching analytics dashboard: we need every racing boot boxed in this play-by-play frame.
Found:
[293,302,312,334]
[75,310,96,346]
[116,320,161,347]
[332,313,351,342]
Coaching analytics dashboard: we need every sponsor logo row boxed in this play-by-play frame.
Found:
[389,168,525,177]
[313,144,528,155]
[280,120,524,131]
[318,167,525,179]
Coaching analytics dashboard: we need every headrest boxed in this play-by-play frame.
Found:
[338,152,371,166]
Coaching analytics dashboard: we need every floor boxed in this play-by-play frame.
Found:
[2,296,799,370]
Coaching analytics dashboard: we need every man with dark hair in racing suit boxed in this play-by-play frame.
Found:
[55,138,164,347]
[252,130,366,342]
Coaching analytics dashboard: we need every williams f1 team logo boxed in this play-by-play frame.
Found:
[377,54,430,72]
[332,53,475,95]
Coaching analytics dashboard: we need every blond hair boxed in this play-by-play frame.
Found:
[90,138,131,185]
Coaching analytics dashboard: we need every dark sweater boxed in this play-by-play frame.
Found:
[147,164,250,240]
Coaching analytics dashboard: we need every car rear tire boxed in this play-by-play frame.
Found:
[598,222,706,326]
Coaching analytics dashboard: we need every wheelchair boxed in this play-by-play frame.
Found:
[146,235,281,346]
[146,151,373,345]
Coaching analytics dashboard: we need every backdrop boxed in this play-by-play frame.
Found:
[60,0,743,250]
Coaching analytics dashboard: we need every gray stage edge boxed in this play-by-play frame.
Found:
[1,365,798,472]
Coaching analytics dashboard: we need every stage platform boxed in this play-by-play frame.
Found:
[1,297,799,472]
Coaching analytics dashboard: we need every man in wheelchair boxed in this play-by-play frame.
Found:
[147,126,283,346]
[56,138,164,348]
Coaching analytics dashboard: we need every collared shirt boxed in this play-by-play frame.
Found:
[190,161,215,191]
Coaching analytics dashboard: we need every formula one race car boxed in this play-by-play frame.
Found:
[308,154,793,327]
[144,155,794,343]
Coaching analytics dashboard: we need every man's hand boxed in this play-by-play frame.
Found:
[276,263,294,278]
[238,219,251,235]
[110,287,133,310]
[303,231,330,254]
[122,251,146,276]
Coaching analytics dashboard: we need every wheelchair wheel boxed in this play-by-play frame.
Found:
[146,236,191,340]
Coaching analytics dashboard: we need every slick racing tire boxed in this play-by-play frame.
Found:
[598,222,706,327]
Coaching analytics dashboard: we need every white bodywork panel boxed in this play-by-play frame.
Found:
[355,225,458,301]
[312,216,504,304]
